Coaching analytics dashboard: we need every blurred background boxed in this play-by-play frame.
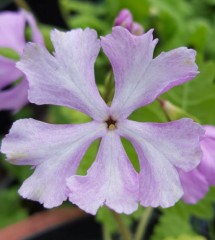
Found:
[0,0,215,239]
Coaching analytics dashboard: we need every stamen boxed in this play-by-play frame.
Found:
[108,124,115,130]
[105,116,117,130]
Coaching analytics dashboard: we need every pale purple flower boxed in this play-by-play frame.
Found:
[179,125,215,204]
[0,10,43,111]
[115,9,144,35]
[1,27,204,214]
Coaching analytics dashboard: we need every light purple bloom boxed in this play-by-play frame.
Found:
[179,125,215,204]
[0,10,43,111]
[1,27,204,214]
[115,9,144,35]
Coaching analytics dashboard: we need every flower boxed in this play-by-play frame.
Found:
[179,125,215,204]
[0,10,43,112]
[159,99,215,204]
[114,9,144,35]
[1,27,204,215]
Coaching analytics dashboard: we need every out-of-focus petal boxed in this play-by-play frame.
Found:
[204,125,215,139]
[179,169,209,204]
[67,131,138,215]
[17,29,109,121]
[0,56,23,89]
[1,119,106,208]
[199,126,215,185]
[0,78,28,111]
[118,119,204,207]
[22,10,44,45]
[101,27,198,120]
[0,11,26,53]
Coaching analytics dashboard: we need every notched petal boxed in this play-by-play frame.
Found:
[17,28,108,121]
[67,132,138,215]
[1,119,106,208]
[102,27,198,119]
[118,118,204,208]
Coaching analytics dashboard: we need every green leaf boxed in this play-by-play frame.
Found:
[164,235,206,240]
[152,188,215,240]
[188,20,210,52]
[68,15,109,33]
[0,48,20,61]
[1,162,33,182]
[151,208,194,240]
[129,101,167,123]
[163,57,215,124]
[61,0,106,15]
[77,139,100,175]
[0,187,28,228]
[47,106,91,124]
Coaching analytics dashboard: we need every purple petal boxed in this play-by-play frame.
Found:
[198,125,215,185]
[0,11,26,54]
[101,27,198,120]
[21,10,44,45]
[17,29,109,121]
[0,78,28,112]
[179,169,209,204]
[1,119,106,208]
[203,125,215,139]
[67,132,138,215]
[0,56,23,89]
[118,119,204,207]
[0,10,43,53]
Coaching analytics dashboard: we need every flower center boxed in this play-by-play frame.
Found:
[105,117,117,130]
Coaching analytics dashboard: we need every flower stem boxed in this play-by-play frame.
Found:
[15,0,31,11]
[134,207,153,240]
[102,224,112,240]
[104,71,114,105]
[111,210,132,240]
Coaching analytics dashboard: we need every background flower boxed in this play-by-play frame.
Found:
[179,125,215,204]
[0,10,43,112]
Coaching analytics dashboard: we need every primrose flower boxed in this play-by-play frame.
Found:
[115,9,144,35]
[179,125,215,204]
[0,10,43,111]
[1,27,204,215]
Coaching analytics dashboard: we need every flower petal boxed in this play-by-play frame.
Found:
[1,119,106,208]
[0,11,26,54]
[0,56,23,89]
[118,119,204,207]
[22,10,44,45]
[101,27,198,120]
[0,78,28,112]
[198,126,215,185]
[17,29,108,121]
[67,131,138,215]
[179,169,208,204]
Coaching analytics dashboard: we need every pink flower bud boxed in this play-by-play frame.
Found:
[131,22,144,35]
[114,9,133,31]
